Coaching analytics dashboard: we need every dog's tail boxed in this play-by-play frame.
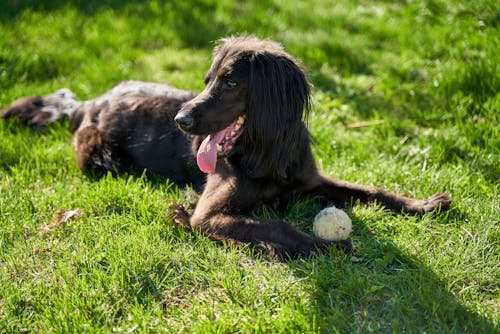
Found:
[2,88,84,131]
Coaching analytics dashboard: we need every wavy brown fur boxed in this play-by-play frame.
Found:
[2,36,452,258]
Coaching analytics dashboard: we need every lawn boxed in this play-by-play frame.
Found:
[0,0,498,332]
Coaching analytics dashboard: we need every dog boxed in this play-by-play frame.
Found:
[2,36,452,257]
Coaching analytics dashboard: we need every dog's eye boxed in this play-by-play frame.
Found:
[226,80,237,88]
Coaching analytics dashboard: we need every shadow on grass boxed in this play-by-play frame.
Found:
[287,209,497,332]
[0,0,148,20]
[252,199,497,331]
[0,0,226,48]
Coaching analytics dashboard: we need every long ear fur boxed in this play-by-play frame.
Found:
[241,50,311,180]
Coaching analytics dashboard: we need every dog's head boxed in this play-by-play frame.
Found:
[175,36,311,178]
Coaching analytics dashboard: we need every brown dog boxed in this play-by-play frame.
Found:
[2,36,452,257]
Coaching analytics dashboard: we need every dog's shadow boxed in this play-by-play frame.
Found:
[167,196,495,331]
[278,204,496,332]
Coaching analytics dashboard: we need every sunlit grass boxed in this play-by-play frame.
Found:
[1,0,498,332]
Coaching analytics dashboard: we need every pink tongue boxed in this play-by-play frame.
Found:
[196,129,228,173]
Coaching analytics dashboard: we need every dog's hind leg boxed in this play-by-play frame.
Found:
[74,126,131,177]
[1,89,83,129]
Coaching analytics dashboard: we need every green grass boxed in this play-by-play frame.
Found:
[1,0,499,332]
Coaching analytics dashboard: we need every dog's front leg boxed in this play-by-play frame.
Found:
[304,174,452,215]
[186,211,351,258]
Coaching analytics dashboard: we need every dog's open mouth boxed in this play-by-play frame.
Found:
[197,115,246,173]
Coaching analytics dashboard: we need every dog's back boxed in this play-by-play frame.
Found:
[2,81,204,188]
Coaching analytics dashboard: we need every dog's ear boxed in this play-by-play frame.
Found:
[241,51,311,179]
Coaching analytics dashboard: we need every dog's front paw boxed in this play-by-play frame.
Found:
[171,203,191,227]
[329,239,353,253]
[405,192,452,215]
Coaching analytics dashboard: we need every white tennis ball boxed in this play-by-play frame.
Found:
[313,206,352,241]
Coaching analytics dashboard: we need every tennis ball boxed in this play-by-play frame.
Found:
[313,206,352,241]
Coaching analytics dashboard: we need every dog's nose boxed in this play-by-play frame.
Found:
[174,114,193,129]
